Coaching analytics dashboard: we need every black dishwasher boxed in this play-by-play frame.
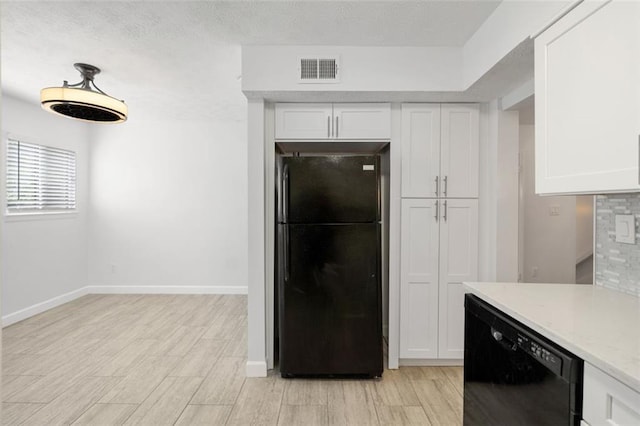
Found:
[464,294,583,426]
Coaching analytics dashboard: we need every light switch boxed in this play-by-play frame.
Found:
[615,214,636,244]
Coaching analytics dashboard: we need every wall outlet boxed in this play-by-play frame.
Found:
[532,266,539,278]
[110,264,117,274]
[549,205,560,216]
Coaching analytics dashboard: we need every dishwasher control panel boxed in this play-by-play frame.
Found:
[517,333,562,375]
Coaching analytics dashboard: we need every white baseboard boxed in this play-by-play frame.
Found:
[246,360,268,377]
[86,285,248,295]
[3,284,248,327]
[2,286,89,327]
[399,358,464,367]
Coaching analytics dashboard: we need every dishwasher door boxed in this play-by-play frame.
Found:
[463,294,583,426]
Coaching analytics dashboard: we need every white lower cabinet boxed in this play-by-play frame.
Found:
[583,363,640,426]
[399,198,478,360]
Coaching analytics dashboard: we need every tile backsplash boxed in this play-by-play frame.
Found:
[595,194,640,296]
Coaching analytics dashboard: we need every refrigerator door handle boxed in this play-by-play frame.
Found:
[435,200,439,222]
[283,164,289,223]
[284,225,290,282]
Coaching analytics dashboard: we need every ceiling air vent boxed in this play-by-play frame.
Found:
[298,57,340,83]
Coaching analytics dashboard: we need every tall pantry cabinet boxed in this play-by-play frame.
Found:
[399,104,479,361]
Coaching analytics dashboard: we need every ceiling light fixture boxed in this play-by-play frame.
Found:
[41,63,127,123]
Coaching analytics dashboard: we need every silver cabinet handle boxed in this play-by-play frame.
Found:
[435,200,439,222]
[435,176,439,197]
[443,200,447,222]
[328,116,331,138]
[443,176,448,197]
[336,116,339,138]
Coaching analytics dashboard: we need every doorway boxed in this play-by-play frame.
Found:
[518,109,594,284]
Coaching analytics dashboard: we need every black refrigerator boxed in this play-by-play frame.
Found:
[277,155,383,378]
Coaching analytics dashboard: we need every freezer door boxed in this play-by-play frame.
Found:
[283,156,379,223]
[279,223,382,377]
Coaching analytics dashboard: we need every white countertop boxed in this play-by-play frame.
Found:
[464,282,640,392]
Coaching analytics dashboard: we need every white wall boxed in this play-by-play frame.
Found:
[478,103,497,281]
[246,98,266,376]
[242,46,462,94]
[463,1,575,87]
[242,2,576,98]
[576,195,594,262]
[88,115,248,293]
[480,101,520,283]
[496,105,520,282]
[520,124,576,283]
[1,94,90,322]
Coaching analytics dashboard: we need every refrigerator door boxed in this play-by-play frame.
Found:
[279,223,382,377]
[283,156,379,224]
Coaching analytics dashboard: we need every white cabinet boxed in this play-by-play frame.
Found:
[400,199,440,358]
[399,102,479,361]
[274,103,333,139]
[399,198,478,359]
[437,199,478,358]
[401,104,440,198]
[275,103,391,140]
[401,104,479,198]
[583,363,640,426]
[535,0,640,194]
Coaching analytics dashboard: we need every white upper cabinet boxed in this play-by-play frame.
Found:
[332,104,392,140]
[401,104,479,198]
[275,103,333,139]
[535,0,640,194]
[441,105,480,198]
[275,103,391,140]
[401,104,441,198]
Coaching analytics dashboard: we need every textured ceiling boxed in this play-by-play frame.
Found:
[1,1,501,122]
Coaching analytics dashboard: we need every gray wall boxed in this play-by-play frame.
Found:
[595,194,640,296]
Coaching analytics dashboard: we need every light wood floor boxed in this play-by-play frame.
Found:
[2,294,462,425]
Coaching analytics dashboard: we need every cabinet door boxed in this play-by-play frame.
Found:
[333,103,391,140]
[583,362,640,426]
[275,103,333,139]
[401,104,441,198]
[441,104,479,198]
[400,199,440,359]
[438,199,478,359]
[535,0,640,194]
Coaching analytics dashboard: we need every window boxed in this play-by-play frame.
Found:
[6,138,76,213]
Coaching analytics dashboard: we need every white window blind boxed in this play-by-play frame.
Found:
[6,138,76,212]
